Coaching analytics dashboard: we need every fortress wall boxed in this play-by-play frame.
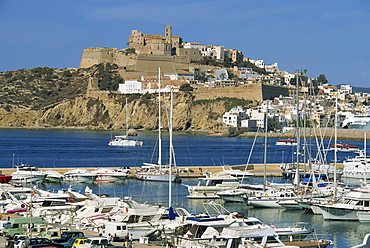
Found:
[80,48,117,68]
[193,83,289,101]
[262,84,290,99]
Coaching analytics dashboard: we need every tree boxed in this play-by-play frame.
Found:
[179,83,193,92]
[317,74,328,85]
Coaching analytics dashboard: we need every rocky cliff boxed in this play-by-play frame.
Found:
[0,65,253,132]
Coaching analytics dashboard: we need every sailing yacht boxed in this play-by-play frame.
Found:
[135,70,179,183]
[108,98,143,147]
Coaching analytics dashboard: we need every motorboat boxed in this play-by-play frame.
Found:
[221,165,254,179]
[63,169,97,183]
[342,150,370,178]
[92,168,128,182]
[135,164,179,182]
[0,175,12,184]
[275,138,297,146]
[317,184,370,221]
[44,170,64,183]
[183,172,241,199]
[108,135,143,147]
[10,164,46,184]
[329,143,359,152]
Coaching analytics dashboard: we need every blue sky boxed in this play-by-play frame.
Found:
[0,0,369,87]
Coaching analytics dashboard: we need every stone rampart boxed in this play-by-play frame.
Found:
[193,83,289,101]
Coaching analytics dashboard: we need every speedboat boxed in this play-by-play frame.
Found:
[92,168,128,182]
[63,169,97,183]
[44,170,64,183]
[329,143,359,152]
[183,172,240,199]
[275,138,297,146]
[221,165,254,179]
[10,164,46,184]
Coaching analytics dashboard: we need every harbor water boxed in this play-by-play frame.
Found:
[0,128,369,247]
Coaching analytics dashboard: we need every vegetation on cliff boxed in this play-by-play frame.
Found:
[0,65,256,132]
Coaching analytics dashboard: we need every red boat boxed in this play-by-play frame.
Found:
[0,175,12,183]
[330,143,359,152]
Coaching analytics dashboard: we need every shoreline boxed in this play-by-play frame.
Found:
[0,126,369,141]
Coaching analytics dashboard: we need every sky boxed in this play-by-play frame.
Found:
[0,0,369,87]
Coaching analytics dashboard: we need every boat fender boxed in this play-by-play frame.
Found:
[126,207,129,212]
[264,194,268,197]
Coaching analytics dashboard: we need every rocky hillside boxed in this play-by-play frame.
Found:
[0,65,254,132]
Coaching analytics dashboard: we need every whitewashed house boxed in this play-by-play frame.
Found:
[223,106,247,127]
[117,80,143,94]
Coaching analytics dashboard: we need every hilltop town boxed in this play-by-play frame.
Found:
[80,24,370,134]
[0,24,369,136]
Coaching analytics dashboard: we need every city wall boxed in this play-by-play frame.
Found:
[193,83,289,101]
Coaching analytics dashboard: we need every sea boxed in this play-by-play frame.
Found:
[0,128,369,248]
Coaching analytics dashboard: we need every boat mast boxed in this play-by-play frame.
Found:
[125,98,128,135]
[334,93,338,198]
[294,70,300,188]
[263,100,268,191]
[169,89,173,207]
[158,67,162,167]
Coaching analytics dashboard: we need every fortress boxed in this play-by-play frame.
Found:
[80,24,202,79]
[80,24,289,101]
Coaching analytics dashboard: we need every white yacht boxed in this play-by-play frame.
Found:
[183,172,241,199]
[221,165,254,179]
[108,135,143,147]
[275,138,297,146]
[342,150,370,178]
[63,169,97,183]
[44,170,64,183]
[10,164,46,184]
[92,168,128,182]
[317,185,370,221]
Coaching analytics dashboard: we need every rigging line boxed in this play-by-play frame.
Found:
[240,127,259,183]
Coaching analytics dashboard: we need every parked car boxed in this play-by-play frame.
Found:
[20,237,64,248]
[78,238,110,248]
[60,237,87,248]
[51,231,85,243]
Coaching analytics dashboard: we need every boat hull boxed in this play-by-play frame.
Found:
[64,175,97,183]
[10,174,46,184]
[135,173,177,182]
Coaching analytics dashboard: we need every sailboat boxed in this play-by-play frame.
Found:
[135,69,180,183]
[108,98,143,147]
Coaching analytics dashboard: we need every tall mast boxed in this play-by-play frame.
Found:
[158,67,162,167]
[334,93,338,198]
[294,70,300,188]
[263,100,268,191]
[125,98,128,135]
[169,89,173,207]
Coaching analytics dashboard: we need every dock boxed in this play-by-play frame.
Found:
[0,164,286,178]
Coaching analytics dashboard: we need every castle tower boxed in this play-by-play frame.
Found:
[165,24,172,44]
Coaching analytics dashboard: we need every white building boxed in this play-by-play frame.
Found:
[223,106,247,127]
[249,59,265,68]
[117,80,142,94]
[203,45,225,60]
[216,69,229,80]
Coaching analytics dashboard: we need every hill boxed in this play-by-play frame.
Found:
[0,65,254,132]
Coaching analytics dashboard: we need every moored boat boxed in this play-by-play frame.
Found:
[63,169,97,183]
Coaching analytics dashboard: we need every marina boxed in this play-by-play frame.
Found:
[0,129,369,247]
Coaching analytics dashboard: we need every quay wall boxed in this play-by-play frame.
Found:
[0,163,344,178]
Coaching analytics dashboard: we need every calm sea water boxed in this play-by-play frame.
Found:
[0,128,369,247]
